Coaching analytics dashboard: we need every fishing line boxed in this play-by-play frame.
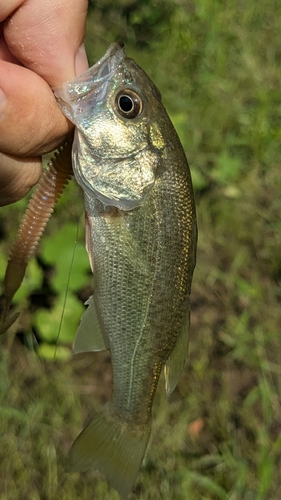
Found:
[54,214,83,360]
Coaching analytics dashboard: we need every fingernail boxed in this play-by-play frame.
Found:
[0,88,7,113]
[75,43,89,76]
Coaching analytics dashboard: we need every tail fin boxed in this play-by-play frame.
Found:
[67,405,150,499]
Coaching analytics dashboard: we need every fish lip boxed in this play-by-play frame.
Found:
[53,42,126,122]
[72,42,125,94]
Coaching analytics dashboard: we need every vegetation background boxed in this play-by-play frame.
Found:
[0,0,281,498]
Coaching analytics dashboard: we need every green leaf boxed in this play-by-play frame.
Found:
[13,259,42,302]
[33,293,85,345]
[41,222,90,293]
[36,343,72,362]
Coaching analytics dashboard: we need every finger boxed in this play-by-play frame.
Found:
[0,152,41,206]
[0,1,24,20]
[0,23,19,63]
[2,0,89,86]
[0,60,72,156]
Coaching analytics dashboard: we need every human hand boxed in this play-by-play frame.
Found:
[0,0,88,206]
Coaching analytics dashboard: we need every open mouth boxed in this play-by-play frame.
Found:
[53,42,126,122]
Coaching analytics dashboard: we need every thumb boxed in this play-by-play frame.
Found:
[0,60,71,156]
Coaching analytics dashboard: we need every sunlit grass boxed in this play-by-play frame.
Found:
[1,0,281,498]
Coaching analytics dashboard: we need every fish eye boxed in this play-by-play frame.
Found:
[115,89,142,119]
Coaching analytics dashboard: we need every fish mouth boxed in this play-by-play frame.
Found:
[53,42,126,122]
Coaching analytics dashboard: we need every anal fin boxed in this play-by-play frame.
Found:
[164,309,190,396]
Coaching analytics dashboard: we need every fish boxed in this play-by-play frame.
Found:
[54,42,197,498]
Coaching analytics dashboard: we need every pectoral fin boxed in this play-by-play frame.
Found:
[73,296,109,354]
[164,309,190,397]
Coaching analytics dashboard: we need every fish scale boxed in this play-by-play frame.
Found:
[55,42,197,499]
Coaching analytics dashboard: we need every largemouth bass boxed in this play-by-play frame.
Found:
[55,42,197,498]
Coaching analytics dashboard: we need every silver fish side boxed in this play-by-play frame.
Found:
[55,42,197,499]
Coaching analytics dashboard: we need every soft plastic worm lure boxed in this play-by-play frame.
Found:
[0,139,73,334]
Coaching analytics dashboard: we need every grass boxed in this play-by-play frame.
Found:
[1,0,281,498]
